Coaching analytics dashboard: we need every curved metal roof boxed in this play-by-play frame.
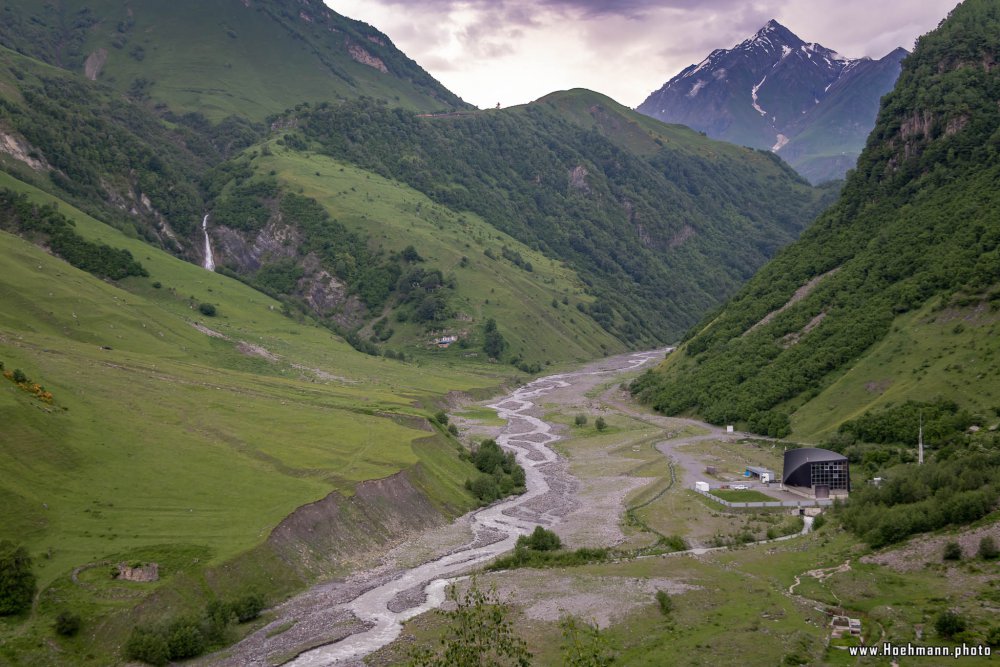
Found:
[783,447,847,481]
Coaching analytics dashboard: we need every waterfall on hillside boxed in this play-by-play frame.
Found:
[202,214,215,271]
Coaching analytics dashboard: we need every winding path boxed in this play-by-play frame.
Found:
[284,350,664,666]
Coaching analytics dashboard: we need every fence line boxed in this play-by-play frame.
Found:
[692,486,834,508]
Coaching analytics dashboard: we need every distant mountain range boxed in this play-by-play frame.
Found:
[637,20,907,183]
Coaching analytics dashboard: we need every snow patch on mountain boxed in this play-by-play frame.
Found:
[751,76,768,116]
[688,80,707,98]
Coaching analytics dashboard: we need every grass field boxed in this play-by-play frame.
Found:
[0,172,525,664]
[453,406,505,426]
[709,489,777,502]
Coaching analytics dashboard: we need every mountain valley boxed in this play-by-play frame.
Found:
[0,0,998,665]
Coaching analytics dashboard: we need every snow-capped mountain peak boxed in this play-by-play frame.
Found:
[636,21,907,183]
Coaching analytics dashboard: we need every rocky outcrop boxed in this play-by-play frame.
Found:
[346,41,388,73]
[668,224,696,249]
[212,217,300,272]
[83,48,108,81]
[298,253,366,328]
[568,165,590,193]
[212,221,365,328]
[0,129,49,171]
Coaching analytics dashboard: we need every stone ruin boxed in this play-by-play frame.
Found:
[114,561,159,582]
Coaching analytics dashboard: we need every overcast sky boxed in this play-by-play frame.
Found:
[324,0,960,109]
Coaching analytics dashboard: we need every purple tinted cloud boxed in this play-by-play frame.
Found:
[325,0,958,108]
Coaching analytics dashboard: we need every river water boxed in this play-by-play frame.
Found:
[285,350,663,666]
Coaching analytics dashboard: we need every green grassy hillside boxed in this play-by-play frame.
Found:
[254,147,623,364]
[789,297,1000,441]
[0,172,514,664]
[0,0,466,120]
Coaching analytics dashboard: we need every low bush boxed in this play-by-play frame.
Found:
[979,536,998,560]
[516,526,561,552]
[934,610,967,638]
[54,611,81,637]
[125,593,265,664]
[488,546,609,571]
[655,590,673,615]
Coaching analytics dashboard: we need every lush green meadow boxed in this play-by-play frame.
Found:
[0,173,518,663]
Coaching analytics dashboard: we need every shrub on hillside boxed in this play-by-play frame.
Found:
[979,536,999,560]
[838,453,1000,547]
[934,610,967,639]
[166,618,205,660]
[125,626,170,666]
[655,590,673,615]
[229,593,265,623]
[482,318,507,360]
[54,610,81,637]
[943,541,963,561]
[198,302,217,317]
[0,540,36,616]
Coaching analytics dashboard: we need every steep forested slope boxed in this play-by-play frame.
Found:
[633,0,1000,439]
[276,90,830,345]
[0,46,222,245]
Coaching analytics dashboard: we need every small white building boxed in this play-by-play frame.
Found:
[695,481,710,492]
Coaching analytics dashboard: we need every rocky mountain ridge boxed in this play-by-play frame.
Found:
[638,20,907,183]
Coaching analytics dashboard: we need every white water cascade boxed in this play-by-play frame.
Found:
[202,214,215,271]
[285,350,663,666]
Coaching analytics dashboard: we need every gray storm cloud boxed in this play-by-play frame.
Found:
[326,0,959,108]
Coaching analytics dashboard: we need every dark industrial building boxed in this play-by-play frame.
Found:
[782,448,850,499]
